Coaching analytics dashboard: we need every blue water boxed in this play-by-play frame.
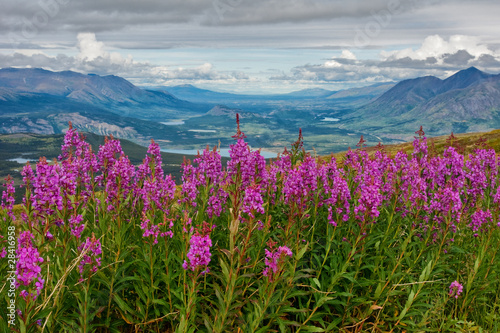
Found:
[8,157,36,164]
[160,121,185,125]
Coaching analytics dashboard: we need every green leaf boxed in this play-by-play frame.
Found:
[113,294,137,316]
[299,325,326,332]
[296,243,309,261]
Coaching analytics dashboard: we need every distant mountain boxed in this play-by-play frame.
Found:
[163,85,336,103]
[345,67,500,137]
[327,82,394,100]
[326,82,395,108]
[0,68,210,119]
[161,84,249,104]
[284,88,334,98]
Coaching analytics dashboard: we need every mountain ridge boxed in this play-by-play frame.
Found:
[343,67,500,139]
[0,67,210,118]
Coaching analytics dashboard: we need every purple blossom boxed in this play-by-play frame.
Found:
[412,136,428,160]
[137,142,176,214]
[495,185,500,205]
[228,139,267,187]
[263,246,293,281]
[206,187,228,218]
[0,247,6,258]
[193,147,225,186]
[179,161,199,207]
[182,234,212,274]
[354,182,383,222]
[69,214,85,238]
[469,209,492,235]
[103,155,136,213]
[1,175,16,221]
[31,158,63,218]
[449,280,463,299]
[78,234,102,282]
[268,154,292,200]
[428,184,462,228]
[324,157,351,223]
[140,215,174,245]
[16,231,44,299]
[59,126,98,205]
[242,185,265,218]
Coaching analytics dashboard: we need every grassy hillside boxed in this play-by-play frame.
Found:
[330,128,500,160]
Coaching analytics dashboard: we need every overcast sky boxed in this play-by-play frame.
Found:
[1,0,500,93]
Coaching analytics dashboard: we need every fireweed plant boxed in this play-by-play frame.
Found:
[1,120,500,332]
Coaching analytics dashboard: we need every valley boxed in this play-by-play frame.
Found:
[1,67,500,156]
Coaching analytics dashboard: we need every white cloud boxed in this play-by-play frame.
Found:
[340,50,356,60]
[76,33,107,61]
[382,35,497,63]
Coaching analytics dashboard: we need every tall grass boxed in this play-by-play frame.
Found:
[1,120,500,332]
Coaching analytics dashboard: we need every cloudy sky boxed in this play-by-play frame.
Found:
[1,0,500,93]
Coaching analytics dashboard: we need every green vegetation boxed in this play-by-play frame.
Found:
[1,124,500,332]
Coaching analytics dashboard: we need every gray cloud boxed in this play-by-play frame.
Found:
[2,0,494,34]
[442,50,474,66]
[1,0,500,93]
[0,33,248,85]
[2,0,499,52]
[272,43,500,87]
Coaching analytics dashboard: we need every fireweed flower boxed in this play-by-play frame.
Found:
[428,185,462,228]
[469,209,492,236]
[242,184,265,218]
[263,246,293,281]
[431,147,465,190]
[182,234,212,274]
[206,187,228,218]
[412,136,428,161]
[494,185,500,210]
[78,234,102,282]
[193,146,226,186]
[235,143,267,187]
[97,136,124,173]
[353,181,383,222]
[104,155,136,212]
[179,160,200,207]
[268,154,292,198]
[69,213,85,238]
[140,214,174,245]
[1,175,16,221]
[324,157,351,223]
[0,247,7,258]
[282,155,324,208]
[16,231,44,299]
[228,129,267,188]
[31,158,63,218]
[297,156,320,203]
[137,141,176,213]
[449,280,463,299]
[59,126,98,205]
[465,149,498,207]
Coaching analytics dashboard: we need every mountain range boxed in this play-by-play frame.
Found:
[0,66,499,153]
[345,67,500,139]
